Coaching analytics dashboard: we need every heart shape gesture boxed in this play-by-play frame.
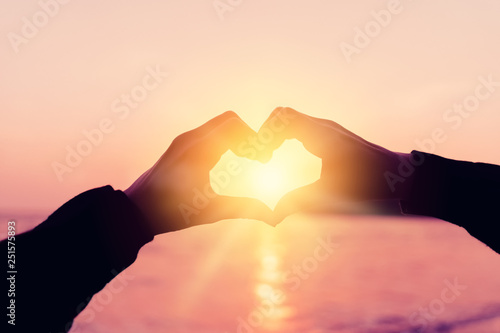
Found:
[126,107,407,234]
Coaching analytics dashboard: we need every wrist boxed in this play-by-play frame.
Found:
[124,185,161,236]
[387,152,417,201]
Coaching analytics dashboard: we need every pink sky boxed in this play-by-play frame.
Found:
[1,0,500,213]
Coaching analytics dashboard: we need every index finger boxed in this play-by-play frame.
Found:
[257,107,341,160]
[188,111,261,167]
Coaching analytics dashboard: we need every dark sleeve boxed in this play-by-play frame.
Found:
[400,150,500,254]
[2,186,155,333]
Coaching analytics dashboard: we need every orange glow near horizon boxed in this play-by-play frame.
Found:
[210,139,322,210]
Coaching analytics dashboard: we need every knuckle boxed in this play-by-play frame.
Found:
[222,110,238,119]
[271,106,284,115]
[170,133,187,147]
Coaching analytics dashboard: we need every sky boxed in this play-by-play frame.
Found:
[1,0,500,213]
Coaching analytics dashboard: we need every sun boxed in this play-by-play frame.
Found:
[210,139,322,210]
[253,164,286,198]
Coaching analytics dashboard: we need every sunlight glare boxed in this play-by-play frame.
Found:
[210,139,322,209]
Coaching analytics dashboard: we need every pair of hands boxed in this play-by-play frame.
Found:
[125,107,412,235]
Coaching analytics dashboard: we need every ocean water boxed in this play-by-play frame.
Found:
[3,213,500,333]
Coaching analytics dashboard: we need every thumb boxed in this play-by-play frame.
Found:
[271,181,327,226]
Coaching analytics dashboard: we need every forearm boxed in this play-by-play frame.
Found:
[2,186,154,332]
[399,150,500,254]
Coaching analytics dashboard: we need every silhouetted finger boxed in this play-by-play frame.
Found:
[175,111,240,145]
[257,107,347,161]
[162,111,237,162]
[167,111,259,167]
[195,112,263,166]
[270,180,328,226]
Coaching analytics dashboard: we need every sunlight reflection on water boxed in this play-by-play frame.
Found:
[5,213,500,333]
[254,229,295,331]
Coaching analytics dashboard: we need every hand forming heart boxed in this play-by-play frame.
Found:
[125,107,413,235]
[256,107,412,224]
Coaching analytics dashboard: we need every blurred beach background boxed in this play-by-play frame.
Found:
[2,0,500,332]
